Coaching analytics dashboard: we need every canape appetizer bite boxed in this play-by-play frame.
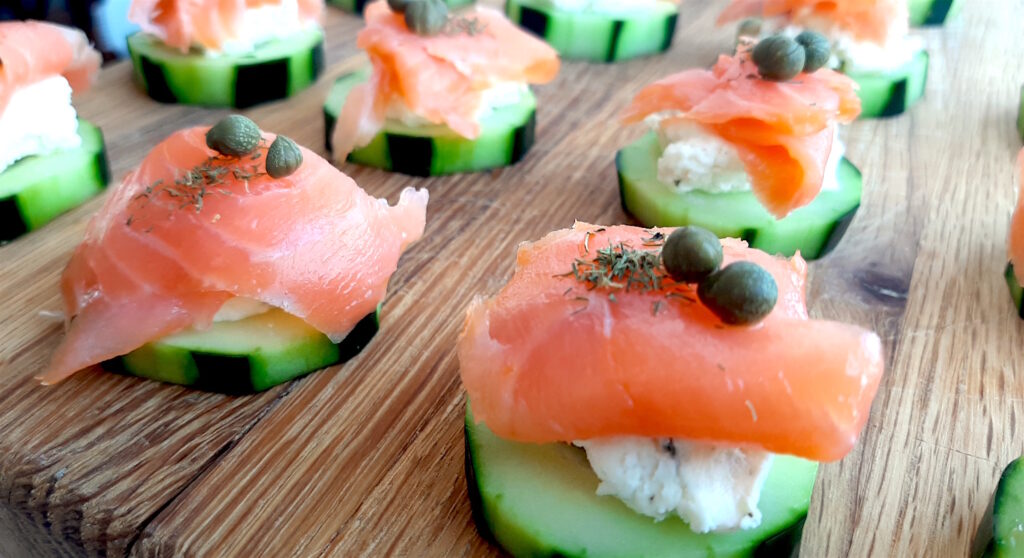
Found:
[974,456,1024,557]
[330,0,474,16]
[1006,150,1024,318]
[505,0,680,63]
[720,0,928,118]
[39,116,428,394]
[908,0,962,26]
[617,36,862,259]
[326,0,559,176]
[127,0,325,108]
[459,223,884,557]
[0,21,109,243]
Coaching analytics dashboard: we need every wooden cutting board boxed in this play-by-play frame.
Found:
[2,1,1023,556]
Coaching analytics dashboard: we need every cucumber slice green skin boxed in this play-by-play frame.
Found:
[908,0,964,26]
[127,30,324,108]
[0,120,110,243]
[465,404,817,558]
[846,49,929,119]
[324,69,537,176]
[1005,264,1024,320]
[103,307,381,394]
[505,0,678,63]
[973,456,1024,557]
[1017,85,1023,144]
[328,0,474,13]
[616,132,862,260]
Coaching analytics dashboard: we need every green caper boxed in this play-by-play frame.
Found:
[752,35,805,82]
[265,135,303,179]
[388,0,418,13]
[736,18,763,40]
[405,0,448,36]
[795,31,831,73]
[661,226,723,283]
[206,115,261,157]
[697,261,778,325]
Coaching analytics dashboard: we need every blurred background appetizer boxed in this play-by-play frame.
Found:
[0,20,109,243]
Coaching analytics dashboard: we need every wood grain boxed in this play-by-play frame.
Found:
[2,1,1023,556]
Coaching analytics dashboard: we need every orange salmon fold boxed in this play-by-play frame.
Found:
[622,46,861,218]
[458,223,884,462]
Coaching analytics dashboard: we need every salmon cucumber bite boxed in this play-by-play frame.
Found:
[504,0,681,63]
[718,0,928,118]
[458,223,885,557]
[324,0,560,176]
[38,115,428,394]
[126,0,326,108]
[617,36,862,260]
[0,21,109,243]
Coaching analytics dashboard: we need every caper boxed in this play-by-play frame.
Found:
[388,0,417,13]
[405,0,448,36]
[736,18,763,40]
[697,261,778,325]
[795,30,831,73]
[661,226,723,283]
[265,135,303,179]
[206,115,262,157]
[752,35,805,82]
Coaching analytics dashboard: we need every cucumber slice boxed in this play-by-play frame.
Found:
[126,29,324,108]
[908,0,963,26]
[324,69,537,176]
[328,0,474,14]
[1005,264,1024,319]
[505,0,678,63]
[974,456,1024,557]
[846,49,929,119]
[465,404,817,558]
[616,132,862,260]
[0,120,110,243]
[103,307,380,394]
[1017,85,1023,144]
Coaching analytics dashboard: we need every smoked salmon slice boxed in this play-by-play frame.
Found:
[331,1,560,159]
[622,44,861,218]
[0,21,101,115]
[717,0,907,44]
[1009,149,1024,284]
[40,126,427,384]
[458,223,884,462]
[128,0,323,53]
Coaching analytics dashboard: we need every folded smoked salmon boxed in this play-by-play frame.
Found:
[40,117,428,393]
[459,223,884,555]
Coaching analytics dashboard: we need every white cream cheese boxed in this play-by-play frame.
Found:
[648,117,844,194]
[538,0,672,16]
[0,76,82,174]
[576,436,773,533]
[384,82,530,128]
[203,0,315,56]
